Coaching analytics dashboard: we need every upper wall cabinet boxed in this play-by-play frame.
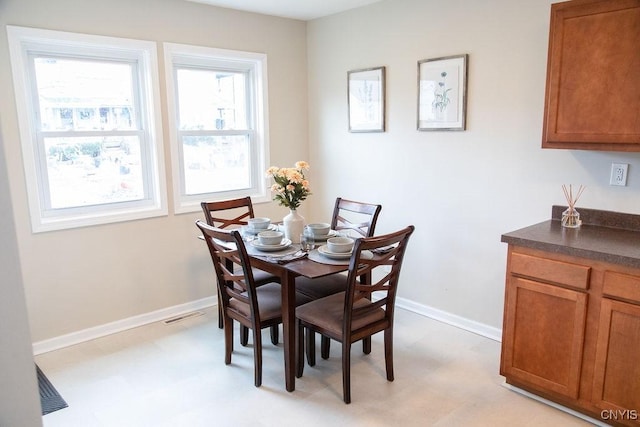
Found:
[542,0,640,152]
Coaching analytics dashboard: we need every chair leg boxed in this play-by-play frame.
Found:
[240,325,249,346]
[270,325,279,345]
[384,329,394,381]
[321,335,331,359]
[342,340,352,404]
[217,294,223,329]
[296,319,304,378]
[305,328,316,366]
[362,336,371,354]
[224,318,233,365]
[360,277,372,354]
[253,327,262,387]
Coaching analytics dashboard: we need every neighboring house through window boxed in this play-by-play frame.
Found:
[164,43,270,213]
[7,26,167,232]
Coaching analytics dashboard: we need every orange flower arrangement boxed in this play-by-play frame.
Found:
[266,161,311,210]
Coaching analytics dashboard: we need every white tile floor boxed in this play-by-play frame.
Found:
[36,307,596,426]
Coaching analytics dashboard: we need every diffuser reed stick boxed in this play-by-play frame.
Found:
[561,184,584,228]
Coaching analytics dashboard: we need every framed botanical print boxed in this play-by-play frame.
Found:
[348,66,385,132]
[418,54,468,131]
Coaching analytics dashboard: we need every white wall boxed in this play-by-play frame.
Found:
[306,0,640,329]
[0,0,309,341]
[0,131,41,426]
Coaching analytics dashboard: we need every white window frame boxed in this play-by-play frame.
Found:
[7,26,167,232]
[164,42,270,214]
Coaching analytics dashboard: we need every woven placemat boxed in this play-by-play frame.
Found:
[308,249,373,265]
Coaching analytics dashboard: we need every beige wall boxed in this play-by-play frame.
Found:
[2,0,640,347]
[0,0,308,341]
[306,0,640,328]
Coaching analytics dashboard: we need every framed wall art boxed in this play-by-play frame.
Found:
[348,66,385,132]
[417,54,468,131]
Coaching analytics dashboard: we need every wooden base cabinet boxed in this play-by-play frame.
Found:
[502,276,588,399]
[501,247,640,426]
[592,272,640,423]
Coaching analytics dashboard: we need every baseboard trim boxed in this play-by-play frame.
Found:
[32,297,217,355]
[502,383,609,426]
[32,295,502,355]
[395,296,503,342]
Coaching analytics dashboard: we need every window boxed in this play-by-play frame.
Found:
[7,26,167,232]
[164,43,269,213]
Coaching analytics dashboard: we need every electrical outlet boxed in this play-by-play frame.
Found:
[610,163,628,186]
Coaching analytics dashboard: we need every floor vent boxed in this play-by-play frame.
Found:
[163,311,204,324]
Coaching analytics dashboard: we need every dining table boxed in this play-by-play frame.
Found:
[198,222,357,392]
[242,238,348,392]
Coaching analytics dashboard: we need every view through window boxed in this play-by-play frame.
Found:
[176,68,251,195]
[35,58,145,208]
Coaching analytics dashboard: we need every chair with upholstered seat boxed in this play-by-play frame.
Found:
[196,220,312,387]
[296,197,381,300]
[295,197,382,359]
[201,197,280,344]
[295,225,415,403]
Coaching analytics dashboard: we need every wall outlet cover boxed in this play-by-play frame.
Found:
[610,163,628,186]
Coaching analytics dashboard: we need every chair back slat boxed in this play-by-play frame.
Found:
[201,197,255,229]
[216,250,249,301]
[331,197,382,238]
[343,226,415,335]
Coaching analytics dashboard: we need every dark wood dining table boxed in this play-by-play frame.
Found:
[247,249,347,392]
[198,228,349,391]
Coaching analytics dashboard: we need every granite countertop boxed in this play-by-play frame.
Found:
[501,206,640,269]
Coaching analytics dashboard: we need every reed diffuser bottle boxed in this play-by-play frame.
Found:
[561,184,585,228]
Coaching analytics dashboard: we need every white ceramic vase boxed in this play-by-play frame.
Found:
[282,209,304,243]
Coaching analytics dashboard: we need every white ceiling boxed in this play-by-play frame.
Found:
[185,0,384,21]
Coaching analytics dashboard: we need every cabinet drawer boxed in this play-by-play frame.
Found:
[510,253,591,290]
[603,271,640,304]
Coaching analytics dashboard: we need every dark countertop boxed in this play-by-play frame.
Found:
[501,206,640,269]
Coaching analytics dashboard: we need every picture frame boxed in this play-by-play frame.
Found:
[348,66,385,132]
[417,54,468,131]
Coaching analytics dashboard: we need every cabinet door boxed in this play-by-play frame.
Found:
[592,298,640,421]
[542,0,640,151]
[501,277,588,398]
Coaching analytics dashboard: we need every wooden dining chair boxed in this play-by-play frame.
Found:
[201,197,256,229]
[296,197,381,300]
[196,220,311,387]
[201,197,280,344]
[295,225,415,403]
[295,197,382,358]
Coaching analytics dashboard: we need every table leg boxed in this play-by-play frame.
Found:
[281,270,296,392]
